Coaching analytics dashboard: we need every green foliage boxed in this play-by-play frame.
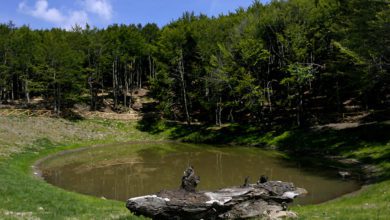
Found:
[281,63,315,86]
[332,41,365,65]
[0,0,388,125]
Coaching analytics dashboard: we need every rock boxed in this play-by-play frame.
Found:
[218,200,272,219]
[126,167,306,220]
[268,210,298,220]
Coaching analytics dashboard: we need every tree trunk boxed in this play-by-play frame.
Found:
[25,79,30,103]
[136,63,140,88]
[124,64,128,108]
[152,58,156,79]
[228,108,234,123]
[112,59,118,108]
[179,49,191,125]
[11,75,14,101]
[129,60,134,108]
[88,76,96,111]
[267,81,273,112]
[148,55,152,79]
[139,67,142,88]
[336,80,341,112]
[297,86,304,127]
[112,61,115,107]
[57,85,61,114]
[53,70,58,114]
[216,97,222,126]
[16,75,20,100]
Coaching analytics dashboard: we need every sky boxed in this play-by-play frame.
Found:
[0,0,268,30]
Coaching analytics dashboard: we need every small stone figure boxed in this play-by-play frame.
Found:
[242,176,250,187]
[181,166,200,192]
[257,175,268,184]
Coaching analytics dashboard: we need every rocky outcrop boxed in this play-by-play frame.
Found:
[126,167,307,219]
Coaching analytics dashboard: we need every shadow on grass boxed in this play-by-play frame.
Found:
[137,115,390,180]
[275,122,390,180]
[277,123,390,155]
[136,113,286,144]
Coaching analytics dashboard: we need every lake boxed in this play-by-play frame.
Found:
[37,142,360,204]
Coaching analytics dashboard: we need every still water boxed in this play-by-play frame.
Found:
[37,142,360,204]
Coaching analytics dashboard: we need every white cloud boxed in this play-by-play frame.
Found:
[65,10,89,30]
[18,0,89,30]
[19,0,64,24]
[83,0,112,21]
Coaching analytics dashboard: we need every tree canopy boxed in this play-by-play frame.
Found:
[0,0,388,126]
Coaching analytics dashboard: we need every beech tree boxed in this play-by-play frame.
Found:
[0,0,388,126]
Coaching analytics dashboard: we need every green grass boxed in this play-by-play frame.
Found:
[0,117,163,220]
[0,143,143,220]
[0,116,389,219]
[293,180,390,219]
[274,123,390,180]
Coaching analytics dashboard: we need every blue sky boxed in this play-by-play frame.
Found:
[0,0,267,30]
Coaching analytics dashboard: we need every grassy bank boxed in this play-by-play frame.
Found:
[1,116,389,219]
[138,118,390,219]
[138,118,390,176]
[0,116,165,220]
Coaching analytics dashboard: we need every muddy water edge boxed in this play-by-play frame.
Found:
[35,142,361,205]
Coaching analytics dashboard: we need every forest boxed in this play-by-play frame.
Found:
[0,0,388,127]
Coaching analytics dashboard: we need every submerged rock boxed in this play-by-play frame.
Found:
[126,167,307,219]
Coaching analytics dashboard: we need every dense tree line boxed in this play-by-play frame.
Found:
[0,22,158,113]
[0,0,388,126]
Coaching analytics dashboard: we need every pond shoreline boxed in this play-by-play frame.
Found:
[32,140,181,180]
[1,117,389,219]
[33,140,370,206]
